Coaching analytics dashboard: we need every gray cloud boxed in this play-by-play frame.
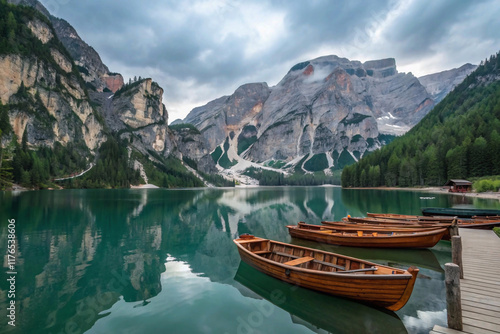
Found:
[39,0,500,120]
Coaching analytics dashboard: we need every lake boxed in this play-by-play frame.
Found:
[1,187,499,334]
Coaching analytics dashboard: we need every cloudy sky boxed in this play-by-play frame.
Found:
[40,0,500,122]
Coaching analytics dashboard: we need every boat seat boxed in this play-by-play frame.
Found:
[253,250,271,254]
[337,267,378,274]
[312,259,345,271]
[275,252,345,270]
[283,256,314,266]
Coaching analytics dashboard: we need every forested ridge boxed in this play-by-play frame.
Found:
[0,1,229,190]
[342,51,500,188]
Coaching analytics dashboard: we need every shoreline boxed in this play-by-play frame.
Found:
[345,186,500,201]
[4,184,500,201]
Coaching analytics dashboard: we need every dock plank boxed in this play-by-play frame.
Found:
[462,304,499,317]
[462,317,500,331]
[461,324,499,334]
[461,287,500,298]
[462,311,500,325]
[431,325,468,334]
[430,228,500,334]
[461,300,500,313]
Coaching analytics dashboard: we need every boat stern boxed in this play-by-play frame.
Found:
[386,266,419,311]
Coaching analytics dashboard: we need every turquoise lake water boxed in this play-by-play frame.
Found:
[1,187,499,334]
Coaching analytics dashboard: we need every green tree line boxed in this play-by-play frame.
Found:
[243,167,340,186]
[59,137,141,188]
[342,51,500,188]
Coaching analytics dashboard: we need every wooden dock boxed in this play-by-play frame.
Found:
[431,228,500,334]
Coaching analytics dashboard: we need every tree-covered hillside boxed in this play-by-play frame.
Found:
[0,1,226,190]
[342,52,500,187]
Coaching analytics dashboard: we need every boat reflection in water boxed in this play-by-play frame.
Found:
[289,238,449,273]
[234,262,409,334]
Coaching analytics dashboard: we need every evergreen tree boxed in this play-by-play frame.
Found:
[445,146,467,179]
[385,153,400,186]
[341,51,500,188]
[470,137,489,177]
[490,130,500,175]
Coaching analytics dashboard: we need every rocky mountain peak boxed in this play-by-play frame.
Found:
[181,54,470,176]
[184,82,271,152]
[113,78,166,129]
[363,58,397,78]
[418,63,477,103]
[7,0,123,93]
[2,0,218,188]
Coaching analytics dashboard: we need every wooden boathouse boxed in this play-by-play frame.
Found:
[444,180,473,193]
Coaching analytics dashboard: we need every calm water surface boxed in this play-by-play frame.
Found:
[1,187,499,334]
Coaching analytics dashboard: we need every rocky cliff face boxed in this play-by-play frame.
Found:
[97,78,172,156]
[94,79,216,174]
[1,0,216,186]
[50,16,124,93]
[0,18,105,152]
[114,79,166,128]
[183,55,438,172]
[184,83,271,152]
[418,63,477,103]
[169,126,218,174]
[7,0,124,93]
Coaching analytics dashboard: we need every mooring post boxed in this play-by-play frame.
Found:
[445,263,463,331]
[448,217,459,237]
[451,235,463,279]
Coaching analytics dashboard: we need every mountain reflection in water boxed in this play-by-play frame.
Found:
[2,187,493,333]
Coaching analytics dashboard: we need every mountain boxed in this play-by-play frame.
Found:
[418,63,477,103]
[182,55,455,176]
[0,0,219,189]
[7,0,122,92]
[0,3,105,152]
[341,52,500,188]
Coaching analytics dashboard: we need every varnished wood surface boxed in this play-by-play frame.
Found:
[234,236,419,311]
[364,213,500,229]
[431,228,500,334]
[288,223,447,248]
[320,221,447,231]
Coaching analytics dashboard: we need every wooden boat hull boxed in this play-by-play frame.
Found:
[347,216,448,226]
[325,219,449,228]
[472,215,500,220]
[422,207,500,218]
[367,212,456,222]
[324,220,452,241]
[458,220,500,229]
[234,236,418,311]
[320,221,446,232]
[365,213,500,230]
[288,224,447,248]
[367,212,420,220]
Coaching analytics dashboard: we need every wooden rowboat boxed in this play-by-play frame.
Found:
[422,207,500,218]
[364,213,500,230]
[323,220,452,241]
[367,212,420,220]
[457,219,500,229]
[320,221,447,232]
[346,216,449,226]
[334,218,450,228]
[472,215,500,220]
[367,212,456,222]
[234,234,419,311]
[287,222,447,248]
